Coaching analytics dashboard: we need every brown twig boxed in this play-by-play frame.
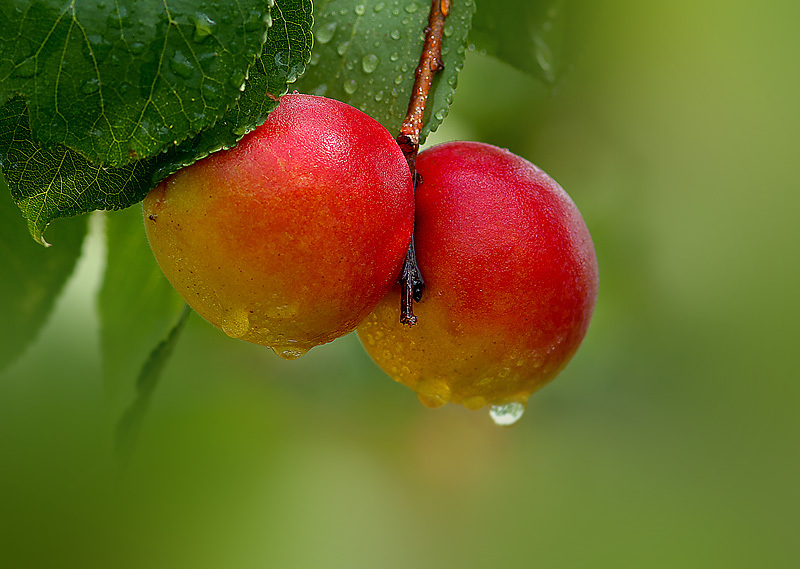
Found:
[397,0,452,326]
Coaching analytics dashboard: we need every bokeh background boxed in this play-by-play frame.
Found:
[2,1,798,567]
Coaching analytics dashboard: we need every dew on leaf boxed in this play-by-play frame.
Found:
[361,53,379,73]
[390,29,401,40]
[374,1,386,11]
[315,21,337,44]
[192,13,217,42]
[312,83,328,96]
[337,41,351,56]
[310,52,321,66]
[404,3,419,13]
[129,41,146,55]
[389,52,400,61]
[201,82,221,101]
[394,74,403,84]
[81,78,101,95]
[169,51,195,79]
[354,4,365,16]
[489,402,526,426]
[343,78,358,94]
[444,24,454,37]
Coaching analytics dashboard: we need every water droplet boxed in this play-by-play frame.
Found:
[192,13,217,42]
[389,52,400,62]
[201,81,221,101]
[315,21,337,44]
[405,3,418,13]
[343,78,358,94]
[244,9,265,31]
[533,35,555,83]
[417,393,446,408]
[444,25,454,37]
[354,4,365,16]
[337,41,350,56]
[310,52,321,66]
[434,108,447,121]
[390,29,401,40]
[374,1,386,11]
[221,308,250,339]
[489,402,526,426]
[374,90,384,102]
[170,51,194,79]
[272,346,309,360]
[394,74,403,84]
[312,83,328,96]
[361,53,379,73]
[81,77,100,95]
[463,396,487,410]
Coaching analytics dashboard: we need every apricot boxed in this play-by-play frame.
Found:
[143,94,414,358]
[357,141,598,423]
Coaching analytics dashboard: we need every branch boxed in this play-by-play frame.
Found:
[397,0,452,326]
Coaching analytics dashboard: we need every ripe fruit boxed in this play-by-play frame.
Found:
[357,141,598,423]
[143,94,414,358]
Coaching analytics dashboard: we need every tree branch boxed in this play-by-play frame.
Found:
[397,0,452,326]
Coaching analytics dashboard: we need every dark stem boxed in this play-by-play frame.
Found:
[397,0,451,326]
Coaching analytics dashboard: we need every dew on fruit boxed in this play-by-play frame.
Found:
[489,402,526,426]
[315,21,337,44]
[272,346,309,360]
[462,396,487,411]
[221,308,250,339]
[417,393,447,408]
[362,53,379,74]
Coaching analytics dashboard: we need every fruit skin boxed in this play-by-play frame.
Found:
[357,141,598,409]
[143,94,414,358]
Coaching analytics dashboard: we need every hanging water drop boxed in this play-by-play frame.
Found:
[220,308,251,339]
[489,402,526,426]
[361,53,379,74]
[272,346,309,360]
[315,21,337,44]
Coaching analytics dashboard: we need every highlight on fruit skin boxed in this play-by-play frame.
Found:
[357,141,599,423]
[143,94,415,359]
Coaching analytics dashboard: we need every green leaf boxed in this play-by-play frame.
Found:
[0,169,86,372]
[98,206,186,424]
[0,0,271,167]
[292,0,475,142]
[0,97,157,244]
[115,304,191,462]
[0,0,313,242]
[151,0,314,182]
[469,0,570,85]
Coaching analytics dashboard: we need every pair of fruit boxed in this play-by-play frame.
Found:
[143,94,598,423]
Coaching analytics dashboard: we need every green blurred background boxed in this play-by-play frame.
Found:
[2,1,798,567]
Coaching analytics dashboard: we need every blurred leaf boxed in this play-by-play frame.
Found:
[98,206,186,421]
[0,0,313,243]
[293,0,475,142]
[115,304,191,461]
[470,0,569,84]
[0,0,270,167]
[0,97,156,244]
[0,170,86,372]
[152,0,314,182]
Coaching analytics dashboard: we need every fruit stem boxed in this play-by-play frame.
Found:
[397,0,451,326]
